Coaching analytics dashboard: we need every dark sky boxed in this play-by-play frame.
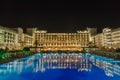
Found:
[0,1,120,33]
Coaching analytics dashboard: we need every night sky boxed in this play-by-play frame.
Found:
[0,1,120,33]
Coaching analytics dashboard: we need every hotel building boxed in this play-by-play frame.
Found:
[94,33,103,48]
[111,27,120,49]
[28,28,91,51]
[94,27,120,49]
[1,26,120,50]
[87,27,97,36]
[23,34,33,47]
[102,28,113,48]
[15,27,33,49]
[0,26,19,50]
[0,27,33,50]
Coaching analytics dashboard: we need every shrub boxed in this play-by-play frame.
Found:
[5,47,9,53]
[23,47,30,51]
[116,48,120,52]
[0,48,5,59]
[22,47,30,54]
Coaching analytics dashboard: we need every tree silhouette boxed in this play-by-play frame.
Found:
[34,40,38,52]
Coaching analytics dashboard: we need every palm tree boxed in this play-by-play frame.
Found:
[88,41,93,47]
[34,40,38,52]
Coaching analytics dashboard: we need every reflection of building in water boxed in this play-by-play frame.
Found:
[0,54,92,75]
[0,56,35,75]
[0,53,120,77]
[0,61,23,75]
[89,55,120,77]
[34,54,92,72]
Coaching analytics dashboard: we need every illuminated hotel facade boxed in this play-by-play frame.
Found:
[111,28,120,48]
[103,28,113,48]
[0,26,91,50]
[0,26,33,50]
[31,28,91,51]
[1,26,120,50]
[0,26,19,50]
[94,33,103,47]
[94,27,120,49]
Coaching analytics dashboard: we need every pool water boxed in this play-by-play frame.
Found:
[0,53,120,80]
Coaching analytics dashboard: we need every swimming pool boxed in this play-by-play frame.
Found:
[0,53,120,80]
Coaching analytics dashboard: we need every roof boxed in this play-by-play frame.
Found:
[0,26,18,33]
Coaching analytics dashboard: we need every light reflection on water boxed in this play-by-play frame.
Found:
[0,53,120,80]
